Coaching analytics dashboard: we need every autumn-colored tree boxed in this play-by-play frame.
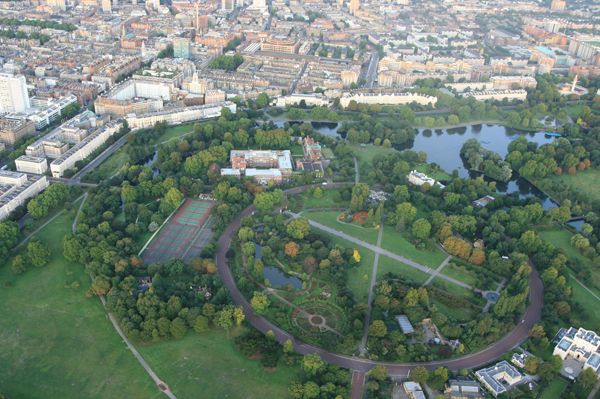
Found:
[468,247,486,265]
[284,241,300,257]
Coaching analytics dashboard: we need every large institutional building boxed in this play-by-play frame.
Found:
[0,170,49,221]
[221,149,293,184]
[554,327,600,379]
[0,73,30,114]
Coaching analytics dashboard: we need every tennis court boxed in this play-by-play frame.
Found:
[142,199,215,264]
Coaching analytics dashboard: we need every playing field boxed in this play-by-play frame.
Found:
[142,199,215,264]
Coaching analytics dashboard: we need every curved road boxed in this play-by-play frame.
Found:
[216,183,543,376]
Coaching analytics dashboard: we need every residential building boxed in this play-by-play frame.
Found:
[408,170,445,189]
[339,92,437,108]
[0,171,49,221]
[475,361,524,397]
[550,0,566,11]
[461,89,528,102]
[126,102,236,129]
[553,327,600,379]
[15,156,48,175]
[0,73,30,114]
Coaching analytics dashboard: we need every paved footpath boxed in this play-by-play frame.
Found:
[359,224,384,355]
[423,255,452,286]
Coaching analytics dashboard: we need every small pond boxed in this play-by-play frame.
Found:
[264,266,303,290]
[567,218,585,231]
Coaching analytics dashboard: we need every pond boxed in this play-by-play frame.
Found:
[142,148,160,177]
[410,124,558,209]
[567,218,585,231]
[263,266,303,290]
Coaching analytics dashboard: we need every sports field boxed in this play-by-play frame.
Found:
[142,199,215,264]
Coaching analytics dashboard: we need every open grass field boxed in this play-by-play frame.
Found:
[294,189,348,211]
[569,280,600,329]
[381,225,446,268]
[138,329,297,399]
[429,298,476,322]
[306,210,379,245]
[539,378,568,399]
[377,255,429,285]
[441,262,480,287]
[151,123,196,145]
[431,276,477,299]
[352,144,399,181]
[0,212,160,399]
[541,168,600,204]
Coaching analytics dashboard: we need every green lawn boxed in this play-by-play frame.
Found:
[381,226,446,268]
[299,190,348,210]
[431,276,477,299]
[151,123,196,145]
[430,299,475,323]
[414,163,451,181]
[352,144,399,182]
[569,278,600,329]
[539,378,568,399]
[306,210,379,245]
[138,330,297,399]
[541,168,600,205]
[86,146,130,180]
[377,255,429,285]
[441,262,479,287]
[0,212,160,399]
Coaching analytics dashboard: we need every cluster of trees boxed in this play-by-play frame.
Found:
[461,138,513,182]
[209,54,244,71]
[11,240,51,274]
[0,18,77,31]
[0,29,51,44]
[289,354,350,399]
[339,112,415,146]
[286,106,340,122]
[506,136,591,180]
[27,183,70,219]
[0,221,19,260]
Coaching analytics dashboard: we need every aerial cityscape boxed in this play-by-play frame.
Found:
[0,0,599,398]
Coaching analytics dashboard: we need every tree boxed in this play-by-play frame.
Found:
[302,382,320,399]
[524,356,540,374]
[255,92,269,109]
[409,366,429,385]
[412,218,431,240]
[396,202,417,229]
[233,306,245,326]
[170,317,188,339]
[302,354,325,375]
[10,255,26,274]
[250,291,270,314]
[27,240,50,267]
[287,218,310,240]
[91,275,111,296]
[350,183,370,212]
[284,241,300,257]
[160,187,183,215]
[193,315,210,333]
[216,307,235,332]
[369,320,387,337]
[0,221,19,259]
[283,339,294,353]
[369,365,388,381]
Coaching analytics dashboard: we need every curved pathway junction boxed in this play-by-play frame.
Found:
[216,183,544,378]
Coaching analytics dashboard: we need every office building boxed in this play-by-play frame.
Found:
[475,361,524,397]
[0,74,30,114]
[0,118,36,146]
[0,171,49,221]
[15,156,49,175]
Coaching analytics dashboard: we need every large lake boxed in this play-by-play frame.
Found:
[272,120,558,208]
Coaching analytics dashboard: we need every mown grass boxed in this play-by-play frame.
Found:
[381,225,446,268]
[0,212,160,399]
[306,210,379,245]
[138,329,298,399]
[376,255,429,285]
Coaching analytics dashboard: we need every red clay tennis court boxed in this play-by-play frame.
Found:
[142,199,215,264]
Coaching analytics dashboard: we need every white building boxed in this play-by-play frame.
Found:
[0,171,49,221]
[407,170,445,189]
[339,92,437,108]
[461,89,528,102]
[27,95,78,130]
[275,94,330,108]
[475,361,524,397]
[402,381,426,399]
[126,102,237,130]
[553,327,600,379]
[15,155,48,175]
[0,73,30,114]
[50,122,122,178]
